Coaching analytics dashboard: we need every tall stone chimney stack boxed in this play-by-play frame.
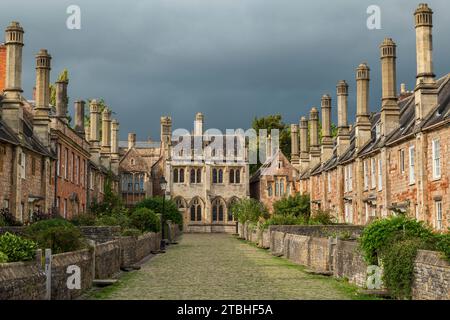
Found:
[101,108,112,155]
[414,3,438,123]
[355,63,372,152]
[111,119,120,174]
[89,100,101,162]
[128,133,136,150]
[380,38,400,136]
[320,94,333,162]
[33,49,52,147]
[266,134,273,160]
[74,100,85,137]
[2,22,25,135]
[290,124,300,165]
[309,107,321,168]
[55,80,68,122]
[194,112,204,136]
[336,80,350,157]
[299,116,310,172]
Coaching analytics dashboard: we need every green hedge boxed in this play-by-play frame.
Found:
[135,197,182,226]
[0,232,37,262]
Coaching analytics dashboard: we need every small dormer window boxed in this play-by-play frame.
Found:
[131,158,135,165]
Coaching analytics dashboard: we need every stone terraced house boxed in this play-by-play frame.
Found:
[290,4,448,231]
[0,21,120,222]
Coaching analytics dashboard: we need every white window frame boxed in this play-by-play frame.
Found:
[432,139,441,179]
[409,146,416,185]
[363,160,369,191]
[20,151,26,179]
[435,201,443,230]
[378,158,383,191]
[345,203,353,224]
[371,158,376,189]
[327,173,332,193]
[348,164,353,192]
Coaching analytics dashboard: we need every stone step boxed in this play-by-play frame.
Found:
[93,279,118,287]
[304,269,333,276]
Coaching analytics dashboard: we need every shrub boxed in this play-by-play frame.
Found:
[95,212,130,229]
[0,232,37,262]
[0,208,23,226]
[359,215,434,265]
[0,251,7,263]
[121,228,142,237]
[231,198,269,224]
[30,209,62,223]
[309,209,336,225]
[262,214,306,229]
[129,208,160,233]
[70,213,97,226]
[25,219,85,254]
[381,238,426,300]
[434,232,450,261]
[273,194,311,219]
[135,197,182,226]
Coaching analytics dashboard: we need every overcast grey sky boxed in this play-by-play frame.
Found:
[1,0,449,140]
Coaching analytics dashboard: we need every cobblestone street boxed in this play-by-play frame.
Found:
[95,234,356,300]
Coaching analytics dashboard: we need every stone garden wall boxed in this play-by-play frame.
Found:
[412,250,450,300]
[51,249,94,300]
[0,225,176,300]
[0,261,46,300]
[239,222,450,300]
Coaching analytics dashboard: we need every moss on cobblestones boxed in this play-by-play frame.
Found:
[90,234,377,300]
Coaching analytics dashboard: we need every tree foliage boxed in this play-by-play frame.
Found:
[272,194,311,219]
[231,198,269,224]
[135,197,183,226]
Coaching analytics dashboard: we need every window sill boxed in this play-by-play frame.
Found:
[432,177,441,182]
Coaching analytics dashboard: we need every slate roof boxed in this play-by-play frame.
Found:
[313,73,450,174]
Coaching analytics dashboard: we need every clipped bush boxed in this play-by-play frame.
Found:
[129,208,160,233]
[0,251,8,263]
[0,232,37,262]
[135,197,182,226]
[25,219,85,254]
[121,228,142,237]
[70,213,97,226]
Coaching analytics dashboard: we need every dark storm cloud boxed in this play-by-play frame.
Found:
[1,0,449,140]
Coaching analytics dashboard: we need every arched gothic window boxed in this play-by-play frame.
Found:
[229,169,235,184]
[212,169,218,184]
[190,169,196,183]
[190,198,202,222]
[235,169,240,184]
[218,169,223,183]
[179,169,185,183]
[173,169,179,183]
[212,198,225,222]
[196,169,202,183]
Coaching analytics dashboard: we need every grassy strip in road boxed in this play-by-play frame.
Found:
[237,238,382,301]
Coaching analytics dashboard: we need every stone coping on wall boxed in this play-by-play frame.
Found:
[268,225,364,238]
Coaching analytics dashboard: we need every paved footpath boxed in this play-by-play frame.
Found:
[96,234,354,300]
